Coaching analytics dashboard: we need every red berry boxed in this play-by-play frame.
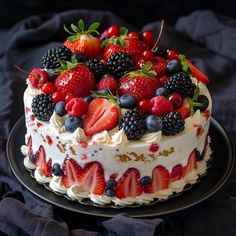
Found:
[97,74,118,94]
[100,29,108,40]
[135,59,146,69]
[65,98,88,117]
[65,93,75,103]
[107,25,120,37]
[167,50,179,61]
[141,31,155,47]
[42,82,57,94]
[159,76,168,86]
[138,99,151,114]
[28,68,49,89]
[142,50,154,61]
[52,91,66,102]
[150,96,174,116]
[168,92,183,109]
[128,31,139,37]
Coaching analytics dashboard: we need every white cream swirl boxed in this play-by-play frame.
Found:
[91,130,111,144]
[26,79,42,96]
[153,189,173,200]
[21,145,29,156]
[197,161,207,176]
[141,131,162,144]
[184,170,199,184]
[89,194,112,205]
[112,197,137,206]
[169,179,186,193]
[72,127,87,143]
[49,176,67,194]
[136,194,154,204]
[49,111,66,133]
[111,129,128,146]
[67,185,89,201]
[34,167,52,184]
[23,156,36,170]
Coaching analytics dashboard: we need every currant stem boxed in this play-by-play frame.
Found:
[152,20,165,50]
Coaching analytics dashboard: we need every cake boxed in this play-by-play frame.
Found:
[21,19,212,207]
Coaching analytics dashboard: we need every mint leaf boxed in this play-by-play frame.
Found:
[192,85,200,101]
[179,54,192,77]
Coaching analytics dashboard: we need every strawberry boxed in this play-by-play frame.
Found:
[186,59,209,84]
[170,165,184,182]
[55,62,96,98]
[103,44,128,59]
[175,99,190,119]
[62,158,82,188]
[64,19,101,59]
[116,168,143,198]
[27,136,32,155]
[118,62,160,101]
[146,165,169,193]
[83,98,119,136]
[42,82,57,94]
[77,161,105,195]
[28,68,49,89]
[35,146,52,177]
[150,96,174,116]
[97,74,118,94]
[151,56,167,78]
[184,149,197,175]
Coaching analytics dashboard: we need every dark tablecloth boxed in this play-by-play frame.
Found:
[0,9,236,236]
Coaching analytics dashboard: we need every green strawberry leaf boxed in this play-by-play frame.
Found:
[71,24,79,33]
[119,27,128,36]
[63,25,74,35]
[179,54,192,77]
[67,35,80,42]
[192,85,200,101]
[78,19,84,32]
[88,22,100,31]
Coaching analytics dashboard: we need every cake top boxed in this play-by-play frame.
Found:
[27,19,210,140]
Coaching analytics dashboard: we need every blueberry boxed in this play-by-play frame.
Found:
[155,87,169,97]
[140,176,152,186]
[145,115,163,132]
[195,149,204,161]
[52,163,63,176]
[195,95,209,111]
[118,94,137,109]
[71,52,86,63]
[29,152,35,163]
[55,102,67,116]
[167,59,182,74]
[65,116,83,133]
[106,179,117,189]
[105,188,116,197]
[83,95,94,104]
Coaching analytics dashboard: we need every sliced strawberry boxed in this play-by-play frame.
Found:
[170,165,184,182]
[146,165,169,193]
[83,98,119,136]
[184,149,197,175]
[35,146,52,177]
[186,59,209,84]
[175,99,190,119]
[27,136,32,154]
[116,168,143,199]
[77,161,105,195]
[62,158,82,188]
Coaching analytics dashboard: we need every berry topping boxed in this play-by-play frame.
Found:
[150,56,167,78]
[52,163,63,176]
[170,165,184,182]
[52,91,66,103]
[86,59,107,81]
[42,82,57,94]
[167,59,182,74]
[152,45,167,59]
[155,87,169,97]
[138,99,152,114]
[65,116,83,133]
[175,99,190,119]
[106,179,117,189]
[162,111,185,136]
[54,101,67,117]
[28,68,49,89]
[118,94,137,109]
[194,95,209,111]
[97,74,118,94]
[116,168,143,198]
[168,92,183,109]
[146,165,170,193]
[42,46,72,70]
[65,93,75,103]
[145,115,163,132]
[159,75,168,86]
[167,50,179,61]
[150,96,174,116]
[141,31,155,47]
[65,98,88,117]
[71,52,87,62]
[140,176,152,186]
[141,50,154,61]
[31,94,55,121]
[64,19,101,59]
[107,24,120,37]
[83,98,119,136]
[164,72,195,98]
[107,52,134,78]
[119,109,146,140]
[105,188,116,197]
[83,95,94,104]
[55,63,96,97]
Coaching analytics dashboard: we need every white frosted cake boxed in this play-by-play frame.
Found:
[21,19,212,206]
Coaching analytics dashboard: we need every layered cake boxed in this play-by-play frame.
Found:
[21,19,212,206]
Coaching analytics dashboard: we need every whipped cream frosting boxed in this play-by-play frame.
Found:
[111,129,129,146]
[91,130,111,144]
[72,127,87,143]
[49,176,67,194]
[49,112,66,133]
[141,131,162,144]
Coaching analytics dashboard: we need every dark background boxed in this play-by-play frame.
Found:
[0,0,235,29]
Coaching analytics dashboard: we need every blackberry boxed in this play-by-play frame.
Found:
[162,112,185,136]
[86,59,106,81]
[119,109,146,140]
[31,94,55,121]
[42,46,72,70]
[164,72,195,98]
[107,52,134,78]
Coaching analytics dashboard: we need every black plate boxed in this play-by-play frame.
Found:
[6,116,235,218]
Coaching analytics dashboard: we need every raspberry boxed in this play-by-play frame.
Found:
[150,96,174,116]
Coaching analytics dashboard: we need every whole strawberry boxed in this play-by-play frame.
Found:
[118,62,160,101]
[97,74,118,94]
[151,56,167,78]
[55,59,96,97]
[64,19,101,59]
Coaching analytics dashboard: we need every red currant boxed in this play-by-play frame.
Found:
[141,31,155,47]
[142,50,154,61]
[52,91,66,102]
[107,25,120,37]
[159,76,168,86]
[138,99,152,114]
[167,50,179,61]
[65,98,88,117]
[128,31,139,38]
[42,82,57,94]
[168,92,183,109]
[65,93,75,103]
